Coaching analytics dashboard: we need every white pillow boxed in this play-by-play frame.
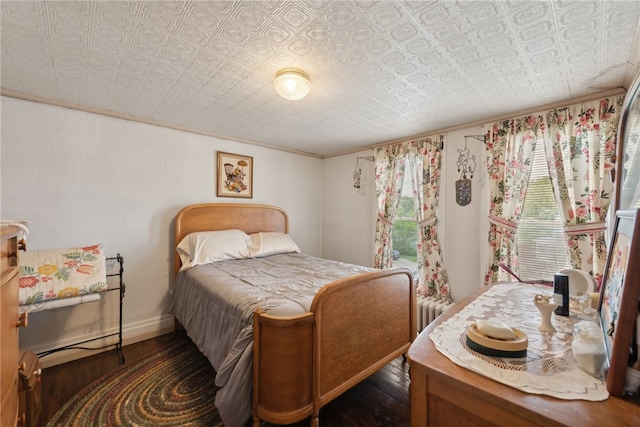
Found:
[176,229,250,270]
[248,232,301,258]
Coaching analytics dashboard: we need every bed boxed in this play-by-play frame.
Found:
[169,203,416,427]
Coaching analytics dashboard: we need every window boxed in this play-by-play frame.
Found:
[392,169,418,273]
[516,141,571,281]
[624,131,640,208]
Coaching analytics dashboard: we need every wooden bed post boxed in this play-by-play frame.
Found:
[252,309,315,426]
[310,412,320,427]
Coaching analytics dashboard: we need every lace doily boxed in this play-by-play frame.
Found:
[430,282,609,401]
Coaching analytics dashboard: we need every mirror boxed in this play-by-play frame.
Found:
[614,71,640,210]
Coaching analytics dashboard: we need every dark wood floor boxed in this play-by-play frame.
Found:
[36,331,411,427]
[37,332,180,427]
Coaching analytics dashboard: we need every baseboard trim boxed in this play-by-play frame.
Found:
[33,314,176,368]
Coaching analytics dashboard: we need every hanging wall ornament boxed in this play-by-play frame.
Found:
[456,178,472,206]
[353,158,362,189]
[353,156,374,190]
[455,137,479,206]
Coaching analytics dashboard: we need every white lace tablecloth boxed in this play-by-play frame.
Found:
[430,282,609,401]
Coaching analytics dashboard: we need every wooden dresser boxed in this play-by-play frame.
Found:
[1,225,26,427]
[407,285,640,427]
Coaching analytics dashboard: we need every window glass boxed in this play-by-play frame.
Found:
[516,142,571,281]
[393,169,418,272]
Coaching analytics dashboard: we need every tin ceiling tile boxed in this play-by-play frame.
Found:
[1,0,639,156]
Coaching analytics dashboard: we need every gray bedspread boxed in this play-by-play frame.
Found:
[169,253,372,427]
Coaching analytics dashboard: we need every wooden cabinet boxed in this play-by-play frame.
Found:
[407,285,640,427]
[1,225,23,427]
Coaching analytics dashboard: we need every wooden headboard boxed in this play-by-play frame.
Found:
[174,203,289,274]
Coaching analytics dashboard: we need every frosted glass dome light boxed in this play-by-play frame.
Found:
[274,69,310,101]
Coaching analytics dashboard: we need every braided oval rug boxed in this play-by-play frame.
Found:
[46,337,223,427]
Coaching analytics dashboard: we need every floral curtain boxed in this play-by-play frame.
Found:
[408,136,451,301]
[483,115,544,286]
[543,95,624,290]
[374,136,451,300]
[373,144,406,269]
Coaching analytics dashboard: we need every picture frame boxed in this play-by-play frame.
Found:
[598,208,640,396]
[216,151,253,198]
[613,70,640,211]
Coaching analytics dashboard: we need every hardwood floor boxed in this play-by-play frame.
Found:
[36,331,411,427]
[37,332,179,427]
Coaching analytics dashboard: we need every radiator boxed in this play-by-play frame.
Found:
[416,296,453,331]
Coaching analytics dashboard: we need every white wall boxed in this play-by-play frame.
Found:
[321,131,487,303]
[443,128,486,302]
[321,151,377,267]
[1,96,322,365]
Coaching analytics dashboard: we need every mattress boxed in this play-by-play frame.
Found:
[169,252,372,427]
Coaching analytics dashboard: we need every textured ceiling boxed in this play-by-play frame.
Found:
[2,1,640,157]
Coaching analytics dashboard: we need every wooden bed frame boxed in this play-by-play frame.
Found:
[174,203,416,426]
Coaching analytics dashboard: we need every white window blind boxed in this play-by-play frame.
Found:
[516,142,571,281]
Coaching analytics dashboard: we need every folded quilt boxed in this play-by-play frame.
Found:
[19,293,102,314]
[18,244,107,307]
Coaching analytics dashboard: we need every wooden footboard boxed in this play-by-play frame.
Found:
[252,268,415,426]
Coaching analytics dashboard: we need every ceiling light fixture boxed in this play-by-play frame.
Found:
[274,68,310,101]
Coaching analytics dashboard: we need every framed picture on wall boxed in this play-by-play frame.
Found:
[216,151,253,198]
[598,208,640,396]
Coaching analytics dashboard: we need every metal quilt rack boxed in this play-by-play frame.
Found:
[36,254,126,363]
